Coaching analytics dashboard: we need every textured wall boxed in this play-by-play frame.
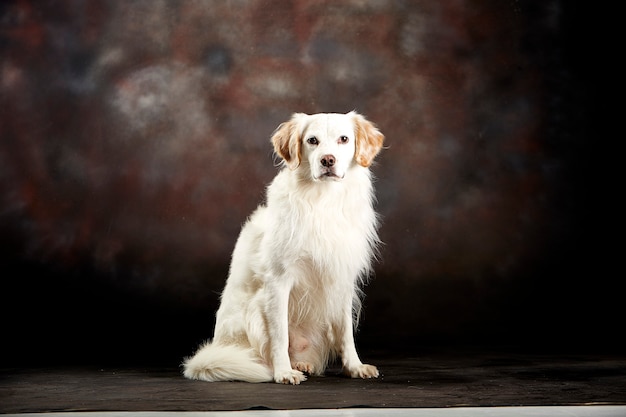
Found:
[0,1,614,365]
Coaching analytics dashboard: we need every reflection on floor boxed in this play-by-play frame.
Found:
[5,406,626,417]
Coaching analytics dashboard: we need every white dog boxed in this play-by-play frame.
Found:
[183,111,384,384]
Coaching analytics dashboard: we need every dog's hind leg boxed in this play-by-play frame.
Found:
[288,327,330,376]
[289,330,314,374]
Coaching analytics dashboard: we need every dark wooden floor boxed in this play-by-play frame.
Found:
[2,351,626,413]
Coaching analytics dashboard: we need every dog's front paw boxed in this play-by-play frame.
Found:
[344,364,379,379]
[274,369,307,385]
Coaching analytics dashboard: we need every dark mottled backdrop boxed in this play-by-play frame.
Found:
[0,1,616,366]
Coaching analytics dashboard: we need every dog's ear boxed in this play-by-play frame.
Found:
[351,111,384,167]
[271,113,306,170]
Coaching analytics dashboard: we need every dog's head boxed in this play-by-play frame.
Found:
[271,111,384,181]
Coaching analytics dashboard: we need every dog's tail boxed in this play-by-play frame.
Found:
[182,341,273,383]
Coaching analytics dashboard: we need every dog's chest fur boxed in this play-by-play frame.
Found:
[264,166,378,285]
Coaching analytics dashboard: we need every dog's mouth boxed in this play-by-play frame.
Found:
[316,170,344,181]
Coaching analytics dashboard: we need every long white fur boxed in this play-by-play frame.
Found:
[183,111,384,384]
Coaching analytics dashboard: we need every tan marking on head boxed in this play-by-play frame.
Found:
[271,113,307,170]
[351,111,384,167]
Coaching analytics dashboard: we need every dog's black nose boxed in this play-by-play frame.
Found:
[321,155,335,167]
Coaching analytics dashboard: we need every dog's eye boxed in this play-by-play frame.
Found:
[339,135,349,144]
[307,137,319,145]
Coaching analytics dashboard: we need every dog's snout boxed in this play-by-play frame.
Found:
[321,154,335,167]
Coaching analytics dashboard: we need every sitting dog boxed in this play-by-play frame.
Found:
[183,111,384,384]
